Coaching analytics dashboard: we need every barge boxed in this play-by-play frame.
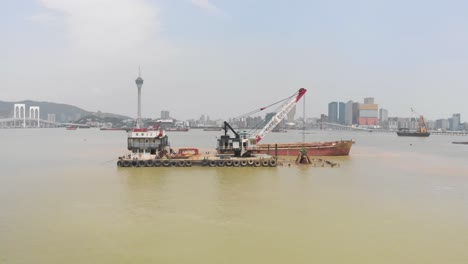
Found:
[397,111,430,137]
[256,140,354,156]
[116,127,278,168]
[117,87,339,168]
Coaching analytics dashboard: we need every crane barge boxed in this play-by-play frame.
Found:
[116,87,345,167]
[216,87,353,157]
[396,108,430,137]
[216,88,308,157]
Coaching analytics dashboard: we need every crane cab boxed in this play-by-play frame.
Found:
[216,122,256,157]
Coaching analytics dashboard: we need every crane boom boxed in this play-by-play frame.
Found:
[255,88,307,143]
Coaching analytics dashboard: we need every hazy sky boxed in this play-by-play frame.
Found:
[2,0,468,121]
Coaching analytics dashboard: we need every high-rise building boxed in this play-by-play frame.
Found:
[435,119,449,131]
[359,97,378,126]
[379,108,389,129]
[364,97,374,104]
[352,102,360,125]
[161,111,170,119]
[135,67,144,128]
[328,102,338,123]
[450,113,461,130]
[338,102,345,124]
[328,101,346,124]
[345,101,354,125]
[379,108,388,122]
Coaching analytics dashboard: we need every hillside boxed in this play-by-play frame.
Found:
[75,114,131,127]
[0,100,131,122]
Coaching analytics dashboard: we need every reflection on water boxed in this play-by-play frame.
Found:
[1,129,468,263]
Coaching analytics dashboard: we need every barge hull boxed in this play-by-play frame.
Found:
[396,132,430,137]
[117,157,278,168]
[256,140,353,156]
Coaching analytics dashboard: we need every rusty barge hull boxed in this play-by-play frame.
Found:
[256,140,354,156]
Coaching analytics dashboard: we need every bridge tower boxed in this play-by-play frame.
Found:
[29,106,40,128]
[14,104,26,128]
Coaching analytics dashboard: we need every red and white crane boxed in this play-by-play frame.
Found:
[254,88,307,143]
[218,88,307,157]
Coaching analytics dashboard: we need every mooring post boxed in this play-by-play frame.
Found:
[275,144,278,160]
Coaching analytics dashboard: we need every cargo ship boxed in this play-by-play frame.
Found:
[256,140,354,156]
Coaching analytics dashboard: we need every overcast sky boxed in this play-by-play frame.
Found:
[1,0,467,121]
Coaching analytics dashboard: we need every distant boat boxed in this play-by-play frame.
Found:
[66,126,77,130]
[397,128,430,137]
[397,111,430,137]
[272,128,287,133]
[100,127,127,131]
[166,127,189,132]
[452,141,468,145]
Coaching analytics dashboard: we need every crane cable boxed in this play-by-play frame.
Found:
[244,91,300,135]
[232,90,300,120]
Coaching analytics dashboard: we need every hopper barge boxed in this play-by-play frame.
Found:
[256,140,354,156]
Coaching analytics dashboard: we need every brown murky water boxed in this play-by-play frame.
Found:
[1,129,468,263]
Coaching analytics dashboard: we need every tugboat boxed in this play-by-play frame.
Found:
[397,110,430,137]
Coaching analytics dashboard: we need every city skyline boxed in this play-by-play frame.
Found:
[1,97,466,131]
[2,0,468,120]
[0,96,465,125]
